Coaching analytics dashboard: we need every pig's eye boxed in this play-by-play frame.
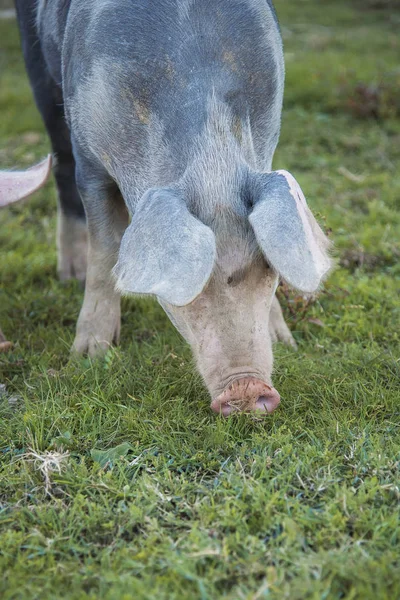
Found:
[226,269,246,286]
[241,187,253,211]
[263,258,271,270]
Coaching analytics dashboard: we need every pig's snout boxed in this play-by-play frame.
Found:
[210,378,280,417]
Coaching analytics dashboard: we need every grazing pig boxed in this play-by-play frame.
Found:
[16,0,331,414]
[0,156,51,351]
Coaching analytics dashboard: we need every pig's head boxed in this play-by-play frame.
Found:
[114,170,331,415]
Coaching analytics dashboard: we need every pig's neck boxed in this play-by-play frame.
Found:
[121,97,273,217]
[180,98,271,223]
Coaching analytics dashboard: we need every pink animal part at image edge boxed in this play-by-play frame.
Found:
[0,155,51,350]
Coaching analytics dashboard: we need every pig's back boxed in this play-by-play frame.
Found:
[62,0,284,183]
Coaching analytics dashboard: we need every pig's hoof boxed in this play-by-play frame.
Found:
[0,340,13,353]
[71,320,120,357]
[211,378,281,417]
[0,330,13,352]
[57,215,88,282]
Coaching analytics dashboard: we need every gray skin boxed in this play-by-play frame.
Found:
[27,0,331,413]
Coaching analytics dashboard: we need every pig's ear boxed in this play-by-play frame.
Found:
[249,170,332,293]
[114,187,216,306]
[0,155,52,208]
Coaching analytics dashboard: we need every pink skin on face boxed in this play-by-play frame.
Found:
[161,240,281,415]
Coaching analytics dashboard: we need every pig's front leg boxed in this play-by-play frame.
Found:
[72,165,129,357]
[269,296,297,349]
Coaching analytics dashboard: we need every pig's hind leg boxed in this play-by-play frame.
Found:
[16,4,87,281]
[40,96,88,282]
[72,158,129,357]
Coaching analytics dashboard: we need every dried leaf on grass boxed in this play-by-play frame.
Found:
[23,449,70,495]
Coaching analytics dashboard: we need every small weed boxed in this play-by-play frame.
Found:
[338,79,400,120]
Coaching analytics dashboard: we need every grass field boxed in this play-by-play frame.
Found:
[0,1,399,599]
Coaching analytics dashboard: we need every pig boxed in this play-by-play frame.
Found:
[16,0,331,414]
[0,156,51,351]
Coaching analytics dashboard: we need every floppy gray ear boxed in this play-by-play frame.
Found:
[249,170,331,292]
[113,187,216,306]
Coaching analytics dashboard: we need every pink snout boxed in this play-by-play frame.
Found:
[211,378,281,417]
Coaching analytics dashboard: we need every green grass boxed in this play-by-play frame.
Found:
[1,1,399,598]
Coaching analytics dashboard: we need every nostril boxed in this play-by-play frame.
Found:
[257,395,269,408]
[255,394,280,413]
